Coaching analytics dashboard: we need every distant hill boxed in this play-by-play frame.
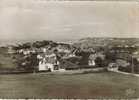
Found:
[4,38,139,51]
[11,40,72,50]
[73,37,139,49]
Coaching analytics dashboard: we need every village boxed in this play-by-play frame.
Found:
[0,38,138,98]
[6,38,139,74]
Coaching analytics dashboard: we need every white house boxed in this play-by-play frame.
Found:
[88,54,97,66]
[38,58,54,72]
[38,53,60,72]
[107,63,119,71]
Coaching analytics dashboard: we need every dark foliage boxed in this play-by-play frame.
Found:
[16,53,38,71]
[32,40,57,48]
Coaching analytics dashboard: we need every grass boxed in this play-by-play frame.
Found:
[0,72,138,99]
[0,47,17,69]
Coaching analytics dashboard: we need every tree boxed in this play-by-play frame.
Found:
[95,57,103,67]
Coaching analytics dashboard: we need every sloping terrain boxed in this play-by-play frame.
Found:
[73,38,139,48]
[0,47,17,71]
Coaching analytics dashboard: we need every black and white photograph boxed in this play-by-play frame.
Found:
[0,0,139,99]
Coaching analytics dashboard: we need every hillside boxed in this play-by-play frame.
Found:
[73,37,139,49]
[0,47,18,71]
[12,40,72,50]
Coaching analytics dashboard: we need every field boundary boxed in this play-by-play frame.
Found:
[110,70,139,77]
[0,67,107,75]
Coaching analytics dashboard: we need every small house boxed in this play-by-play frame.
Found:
[38,53,60,72]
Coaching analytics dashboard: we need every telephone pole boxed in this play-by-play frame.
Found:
[131,56,134,74]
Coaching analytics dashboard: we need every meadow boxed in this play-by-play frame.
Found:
[0,72,138,99]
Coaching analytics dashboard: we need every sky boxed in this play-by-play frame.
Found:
[0,0,139,42]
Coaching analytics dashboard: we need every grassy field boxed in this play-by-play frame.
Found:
[0,47,17,70]
[0,72,138,99]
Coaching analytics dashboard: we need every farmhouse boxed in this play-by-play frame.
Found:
[88,54,97,66]
[37,53,60,72]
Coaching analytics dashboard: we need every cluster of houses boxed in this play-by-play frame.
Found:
[8,42,77,72]
[7,39,139,73]
[37,53,59,71]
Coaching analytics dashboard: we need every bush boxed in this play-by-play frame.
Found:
[116,59,130,67]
